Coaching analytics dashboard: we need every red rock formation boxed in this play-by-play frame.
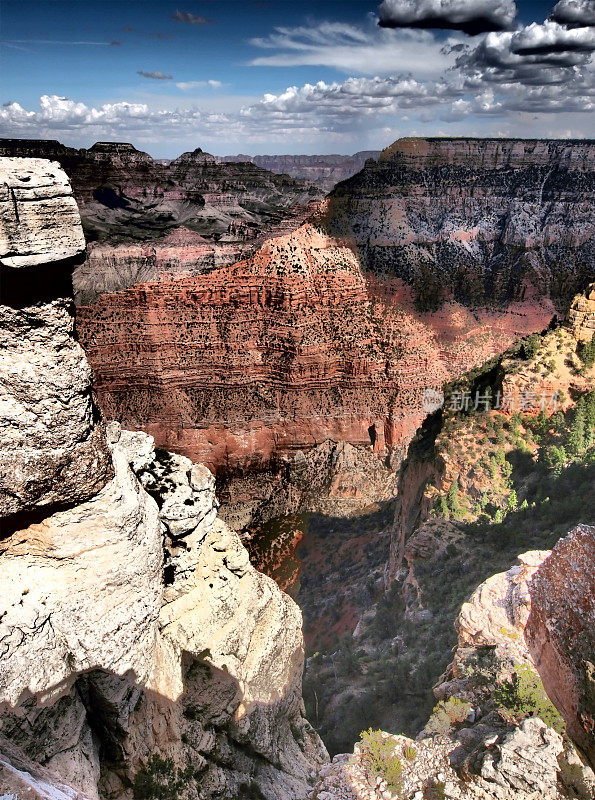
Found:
[525,524,595,770]
[77,222,554,476]
[0,139,323,302]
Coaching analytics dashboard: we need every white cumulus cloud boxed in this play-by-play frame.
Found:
[551,0,595,27]
[176,80,222,90]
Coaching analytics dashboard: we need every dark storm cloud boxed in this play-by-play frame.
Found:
[171,10,211,25]
[378,0,517,36]
[550,0,595,27]
[511,20,595,56]
[137,70,173,79]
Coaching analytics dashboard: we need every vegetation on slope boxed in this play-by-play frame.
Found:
[303,325,594,756]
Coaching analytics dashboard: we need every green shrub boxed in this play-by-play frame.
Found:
[133,755,195,800]
[522,334,540,360]
[578,332,595,370]
[358,728,403,791]
[423,697,472,736]
[494,664,565,734]
[404,744,417,761]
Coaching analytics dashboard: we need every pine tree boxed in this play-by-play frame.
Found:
[585,390,595,430]
[578,332,595,370]
[568,398,586,456]
[439,495,450,519]
[536,409,549,437]
[493,508,504,523]
[507,490,518,512]
[447,478,460,517]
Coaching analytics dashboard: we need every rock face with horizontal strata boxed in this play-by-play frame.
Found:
[0,139,323,302]
[218,151,381,192]
[0,157,113,519]
[74,137,595,526]
[77,218,556,507]
[324,137,595,311]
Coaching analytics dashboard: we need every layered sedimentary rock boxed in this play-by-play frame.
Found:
[75,137,593,520]
[219,151,380,192]
[0,157,112,519]
[0,158,327,800]
[525,524,595,770]
[77,220,553,517]
[324,137,595,310]
[0,139,322,301]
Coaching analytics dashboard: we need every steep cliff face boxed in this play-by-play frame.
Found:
[0,139,322,301]
[525,525,595,770]
[324,137,594,311]
[0,158,327,800]
[219,151,380,192]
[73,137,594,520]
[77,219,554,518]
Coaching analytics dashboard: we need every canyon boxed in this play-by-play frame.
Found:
[0,158,327,800]
[72,137,594,530]
[1,142,594,800]
[218,152,381,192]
[0,138,322,302]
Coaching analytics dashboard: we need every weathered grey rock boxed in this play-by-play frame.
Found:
[0,157,112,518]
[480,718,563,797]
[0,735,94,800]
[0,440,163,711]
[0,432,327,800]
[0,158,85,269]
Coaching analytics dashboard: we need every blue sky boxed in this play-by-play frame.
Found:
[1,1,593,156]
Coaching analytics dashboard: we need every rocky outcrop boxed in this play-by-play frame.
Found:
[311,536,595,800]
[311,718,568,800]
[0,157,327,800]
[567,282,595,342]
[525,524,595,770]
[0,138,323,301]
[0,157,113,520]
[0,429,327,799]
[219,152,380,192]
